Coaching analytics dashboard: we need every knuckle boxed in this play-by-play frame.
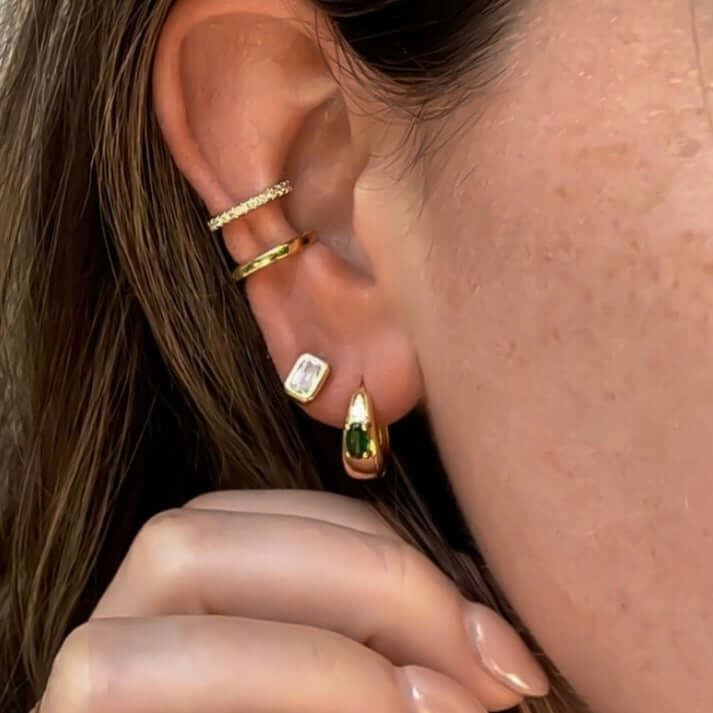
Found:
[129,508,198,583]
[43,623,110,713]
[305,635,339,679]
[366,534,415,591]
[365,534,449,608]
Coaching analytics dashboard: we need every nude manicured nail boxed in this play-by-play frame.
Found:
[397,665,487,713]
[463,601,549,697]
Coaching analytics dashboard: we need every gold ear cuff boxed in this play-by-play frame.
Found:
[208,179,314,282]
[231,231,317,282]
[207,179,293,232]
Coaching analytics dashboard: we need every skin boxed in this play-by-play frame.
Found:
[38,490,543,712]
[41,0,713,711]
[366,2,713,711]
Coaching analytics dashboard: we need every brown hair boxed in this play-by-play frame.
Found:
[0,1,585,711]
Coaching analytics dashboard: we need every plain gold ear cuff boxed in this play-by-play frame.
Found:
[342,383,390,479]
[232,231,317,282]
[207,179,293,232]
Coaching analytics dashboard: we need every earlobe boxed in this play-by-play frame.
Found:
[151,0,424,430]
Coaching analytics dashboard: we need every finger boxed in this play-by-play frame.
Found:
[43,615,487,713]
[186,489,550,703]
[92,507,547,708]
[184,488,397,537]
[188,490,549,702]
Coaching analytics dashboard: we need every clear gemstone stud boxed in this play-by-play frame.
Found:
[283,353,331,404]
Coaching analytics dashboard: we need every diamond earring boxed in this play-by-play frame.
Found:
[283,353,331,404]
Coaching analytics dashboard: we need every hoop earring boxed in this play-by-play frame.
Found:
[232,231,317,282]
[342,382,390,479]
[207,179,293,232]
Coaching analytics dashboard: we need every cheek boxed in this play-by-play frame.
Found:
[422,180,713,713]
[409,5,713,713]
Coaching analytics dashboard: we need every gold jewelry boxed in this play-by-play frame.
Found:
[207,179,293,232]
[342,382,390,479]
[284,353,331,403]
[232,231,316,282]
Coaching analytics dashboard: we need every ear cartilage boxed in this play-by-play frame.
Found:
[207,179,293,232]
[284,353,331,404]
[231,231,317,282]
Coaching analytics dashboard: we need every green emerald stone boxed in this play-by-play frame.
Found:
[346,423,373,459]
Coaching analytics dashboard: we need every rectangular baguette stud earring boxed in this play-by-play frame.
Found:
[284,353,331,403]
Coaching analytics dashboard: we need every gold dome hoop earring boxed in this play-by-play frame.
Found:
[232,231,317,282]
[207,179,293,232]
[342,382,390,479]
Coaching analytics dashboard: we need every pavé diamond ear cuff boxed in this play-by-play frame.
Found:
[207,179,293,232]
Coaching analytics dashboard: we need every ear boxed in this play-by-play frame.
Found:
[152,0,423,428]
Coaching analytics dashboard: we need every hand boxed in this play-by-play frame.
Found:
[36,490,548,713]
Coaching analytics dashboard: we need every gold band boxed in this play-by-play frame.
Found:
[232,231,317,282]
[207,180,293,232]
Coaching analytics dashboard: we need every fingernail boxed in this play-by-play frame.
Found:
[462,601,549,697]
[396,665,487,713]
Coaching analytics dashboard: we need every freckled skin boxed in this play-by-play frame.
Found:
[351,1,713,711]
[691,0,713,134]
